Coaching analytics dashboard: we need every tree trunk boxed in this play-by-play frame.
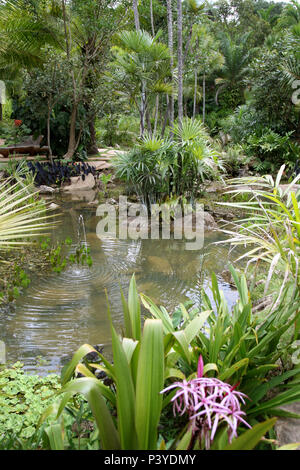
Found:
[203,73,206,124]
[161,96,169,138]
[146,109,152,136]
[150,0,155,36]
[193,69,198,119]
[154,95,159,135]
[64,104,78,159]
[133,0,140,31]
[177,0,183,128]
[88,117,99,155]
[0,103,2,122]
[47,104,53,162]
[167,0,174,135]
[140,84,146,138]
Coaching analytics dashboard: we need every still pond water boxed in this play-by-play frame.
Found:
[0,193,239,374]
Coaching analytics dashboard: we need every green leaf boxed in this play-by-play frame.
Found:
[135,319,164,450]
[111,325,138,449]
[176,427,193,450]
[45,423,64,450]
[224,418,277,450]
[128,274,141,341]
[55,378,120,450]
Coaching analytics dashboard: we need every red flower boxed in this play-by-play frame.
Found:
[14,120,22,127]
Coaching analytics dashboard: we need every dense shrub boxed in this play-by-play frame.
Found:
[113,118,224,205]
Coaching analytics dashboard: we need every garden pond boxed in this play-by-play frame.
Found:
[0,192,239,374]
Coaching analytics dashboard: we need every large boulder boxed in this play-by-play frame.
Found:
[63,173,96,192]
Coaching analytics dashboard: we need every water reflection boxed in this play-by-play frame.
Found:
[0,196,239,374]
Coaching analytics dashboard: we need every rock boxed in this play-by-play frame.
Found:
[91,161,113,171]
[204,212,218,230]
[64,189,98,203]
[147,256,173,275]
[275,402,300,449]
[278,184,300,196]
[49,203,59,210]
[221,269,234,286]
[252,294,274,313]
[205,182,225,193]
[173,211,217,233]
[63,173,96,192]
[107,198,118,205]
[38,185,57,194]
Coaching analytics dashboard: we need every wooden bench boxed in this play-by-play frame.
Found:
[0,135,50,158]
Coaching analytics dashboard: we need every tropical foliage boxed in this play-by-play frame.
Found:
[113,118,223,205]
[38,271,300,450]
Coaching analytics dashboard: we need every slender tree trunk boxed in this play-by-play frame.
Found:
[0,103,2,122]
[154,95,159,135]
[47,104,53,162]
[167,0,174,135]
[193,70,198,119]
[133,0,140,31]
[161,95,169,138]
[140,84,146,137]
[177,0,183,128]
[150,0,155,36]
[202,73,206,124]
[146,108,152,136]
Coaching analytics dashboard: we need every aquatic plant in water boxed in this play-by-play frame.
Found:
[161,356,251,449]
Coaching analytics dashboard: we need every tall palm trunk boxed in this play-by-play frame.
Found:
[177,0,183,128]
[133,0,140,31]
[150,0,155,36]
[202,73,206,124]
[167,0,174,134]
[193,69,198,119]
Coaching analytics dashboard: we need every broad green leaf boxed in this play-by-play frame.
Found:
[176,427,193,450]
[135,319,164,450]
[224,418,277,450]
[128,274,141,341]
[111,325,138,449]
[184,310,211,344]
[45,423,64,450]
[55,378,120,450]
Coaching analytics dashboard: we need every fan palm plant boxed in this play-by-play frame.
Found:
[111,29,172,137]
[0,178,56,252]
[0,0,62,70]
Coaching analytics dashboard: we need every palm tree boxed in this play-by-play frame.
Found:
[177,0,183,128]
[0,0,61,70]
[278,0,300,29]
[215,33,252,106]
[189,25,223,122]
[112,30,172,137]
[166,0,174,133]
[0,0,61,121]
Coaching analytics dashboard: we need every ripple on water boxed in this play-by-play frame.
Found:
[1,206,239,374]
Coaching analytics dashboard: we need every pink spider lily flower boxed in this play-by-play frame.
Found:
[161,356,251,449]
